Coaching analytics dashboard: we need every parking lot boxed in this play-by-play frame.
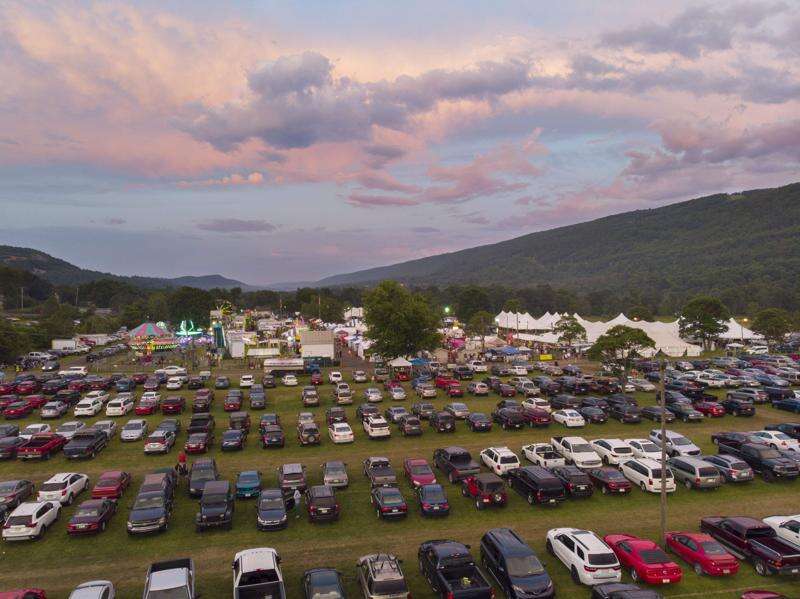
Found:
[0,359,799,598]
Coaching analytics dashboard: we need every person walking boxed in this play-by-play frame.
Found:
[176,450,188,479]
[293,488,302,519]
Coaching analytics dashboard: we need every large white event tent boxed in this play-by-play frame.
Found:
[718,318,762,341]
[499,311,704,357]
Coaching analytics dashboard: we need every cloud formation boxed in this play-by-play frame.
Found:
[196,218,276,233]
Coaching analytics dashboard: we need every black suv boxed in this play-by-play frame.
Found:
[430,411,456,433]
[480,527,554,599]
[608,403,642,423]
[550,394,582,410]
[398,415,422,436]
[412,401,436,419]
[188,458,220,497]
[195,480,234,531]
[63,428,108,459]
[550,465,593,498]
[305,485,339,522]
[507,466,566,506]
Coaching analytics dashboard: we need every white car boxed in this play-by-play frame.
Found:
[364,387,383,403]
[363,415,391,439]
[85,390,110,404]
[239,375,255,388]
[515,381,541,397]
[143,430,176,454]
[93,420,117,439]
[120,419,148,442]
[389,386,407,401]
[159,365,187,377]
[37,472,89,505]
[68,581,116,599]
[165,376,184,390]
[19,423,51,440]
[590,438,634,465]
[521,443,567,468]
[58,366,88,377]
[74,398,103,417]
[552,409,585,428]
[1,501,61,541]
[480,446,520,476]
[546,528,621,585]
[695,372,725,388]
[522,397,551,412]
[648,429,701,457]
[328,371,343,384]
[328,422,355,444]
[353,370,368,383]
[510,365,528,376]
[629,378,656,392]
[762,515,800,548]
[750,430,800,451]
[55,421,86,440]
[469,360,488,373]
[620,458,676,493]
[141,391,161,404]
[282,374,298,386]
[106,395,135,416]
[624,438,663,461]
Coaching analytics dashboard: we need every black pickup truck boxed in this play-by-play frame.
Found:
[719,442,799,482]
[700,516,800,576]
[433,447,481,484]
[418,540,493,599]
[63,428,108,459]
[187,413,215,435]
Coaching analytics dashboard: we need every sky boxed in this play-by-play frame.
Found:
[1,1,799,285]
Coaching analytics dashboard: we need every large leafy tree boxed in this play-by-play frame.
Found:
[679,296,730,350]
[466,310,494,352]
[0,318,29,363]
[300,295,344,323]
[364,280,441,360]
[502,298,523,313]
[751,308,793,347]
[587,325,655,383]
[168,287,215,327]
[553,315,587,347]
[454,286,492,323]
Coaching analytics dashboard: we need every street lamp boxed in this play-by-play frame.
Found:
[741,317,748,343]
[443,306,451,315]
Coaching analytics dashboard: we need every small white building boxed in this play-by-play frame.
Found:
[299,330,336,361]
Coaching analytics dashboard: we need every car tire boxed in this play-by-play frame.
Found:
[448,472,456,484]
[65,493,73,506]
[754,559,770,576]
[639,482,647,492]
[546,539,554,555]
[475,500,483,510]
[602,456,609,465]
[630,568,638,581]
[684,479,693,490]
[694,562,704,576]
[527,492,535,505]
[602,485,609,495]
[570,566,580,584]
[100,521,106,532]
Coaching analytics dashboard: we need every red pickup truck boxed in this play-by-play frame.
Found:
[18,433,67,460]
[700,516,800,576]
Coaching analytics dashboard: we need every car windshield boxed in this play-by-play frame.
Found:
[6,515,32,526]
[639,549,669,564]
[410,465,431,475]
[700,541,727,555]
[192,470,215,482]
[757,448,781,459]
[58,423,80,431]
[0,482,19,492]
[672,437,691,446]
[223,431,240,440]
[239,474,259,484]
[588,553,618,566]
[124,423,142,430]
[422,487,445,501]
[202,493,228,506]
[96,478,118,487]
[482,481,504,492]
[133,495,164,510]
[640,443,659,452]
[145,589,190,599]
[260,496,284,510]
[40,481,66,491]
[572,444,593,453]
[650,469,673,479]
[74,506,101,517]
[326,465,345,475]
[506,554,545,577]
[381,491,404,505]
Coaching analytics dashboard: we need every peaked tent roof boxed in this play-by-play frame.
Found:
[129,322,169,338]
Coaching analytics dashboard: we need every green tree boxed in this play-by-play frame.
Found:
[0,318,29,363]
[587,325,655,384]
[146,293,170,322]
[364,280,441,360]
[454,286,491,323]
[627,305,654,321]
[554,315,587,347]
[503,298,523,313]
[168,287,215,327]
[41,305,76,341]
[300,295,344,323]
[679,296,730,351]
[751,308,792,348]
[466,310,494,352]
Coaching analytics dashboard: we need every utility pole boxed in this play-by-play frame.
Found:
[658,353,668,546]
[19,287,24,311]
[318,294,322,321]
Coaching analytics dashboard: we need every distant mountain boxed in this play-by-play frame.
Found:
[318,183,800,299]
[0,246,256,290]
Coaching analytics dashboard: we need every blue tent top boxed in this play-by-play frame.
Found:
[409,358,429,365]
[498,346,520,356]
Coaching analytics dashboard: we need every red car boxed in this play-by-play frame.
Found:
[17,433,67,459]
[26,395,49,409]
[395,370,410,381]
[14,380,40,395]
[0,590,47,599]
[185,431,214,453]
[0,383,16,395]
[3,401,34,419]
[310,372,323,385]
[87,377,112,390]
[404,458,437,487]
[67,498,116,535]
[91,470,132,500]
[0,395,19,410]
[693,401,725,417]
[604,533,683,584]
[446,383,464,397]
[68,379,89,392]
[587,467,632,494]
[131,372,148,384]
[520,407,551,427]
[460,473,507,509]
[664,531,740,576]
[134,398,159,415]
[223,396,243,411]
[434,376,458,389]
[384,380,402,391]
[161,396,186,414]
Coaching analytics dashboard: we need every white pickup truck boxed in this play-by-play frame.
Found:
[550,436,602,468]
[233,548,286,599]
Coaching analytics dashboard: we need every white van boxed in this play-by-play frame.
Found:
[620,458,676,493]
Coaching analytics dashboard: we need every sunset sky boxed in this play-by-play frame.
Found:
[2,1,799,284]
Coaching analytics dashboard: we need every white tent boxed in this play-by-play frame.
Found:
[388,357,412,368]
[719,318,763,341]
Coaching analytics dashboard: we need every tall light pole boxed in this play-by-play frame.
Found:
[741,317,748,344]
[658,352,668,546]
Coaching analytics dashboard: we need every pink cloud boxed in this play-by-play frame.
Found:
[178,172,265,188]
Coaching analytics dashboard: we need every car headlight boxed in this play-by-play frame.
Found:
[158,517,166,525]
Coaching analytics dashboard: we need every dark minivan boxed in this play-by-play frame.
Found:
[480,527,554,599]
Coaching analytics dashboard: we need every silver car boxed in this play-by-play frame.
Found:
[364,388,383,403]
[68,580,115,599]
[668,456,724,489]
[120,419,148,442]
[322,460,349,489]
[702,454,754,482]
[389,386,407,401]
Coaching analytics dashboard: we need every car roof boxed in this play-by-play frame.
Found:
[13,501,50,515]
[235,548,278,572]
[45,472,77,483]
[202,480,229,494]
[282,463,304,473]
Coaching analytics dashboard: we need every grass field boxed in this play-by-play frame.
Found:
[1,361,799,598]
